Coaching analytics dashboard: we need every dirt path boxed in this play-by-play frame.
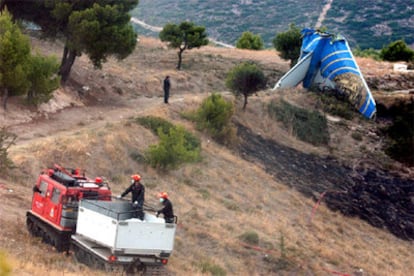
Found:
[315,0,333,29]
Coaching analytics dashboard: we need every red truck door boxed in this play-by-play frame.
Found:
[31,180,49,216]
[44,186,63,225]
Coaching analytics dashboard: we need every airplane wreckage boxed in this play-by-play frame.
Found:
[273,28,376,119]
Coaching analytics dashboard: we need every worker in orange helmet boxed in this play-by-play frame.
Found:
[118,174,145,220]
[95,177,103,185]
[156,192,175,223]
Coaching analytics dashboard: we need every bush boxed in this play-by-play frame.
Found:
[236,31,264,50]
[136,116,200,151]
[380,40,414,62]
[268,100,330,146]
[0,128,16,174]
[239,231,259,245]
[144,124,201,170]
[195,93,236,145]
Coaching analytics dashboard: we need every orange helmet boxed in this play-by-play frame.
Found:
[95,177,103,184]
[158,192,168,199]
[131,174,141,181]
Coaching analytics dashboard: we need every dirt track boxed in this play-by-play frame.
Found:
[237,124,414,240]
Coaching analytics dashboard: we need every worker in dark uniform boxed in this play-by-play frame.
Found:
[156,192,174,223]
[163,76,170,104]
[119,174,145,220]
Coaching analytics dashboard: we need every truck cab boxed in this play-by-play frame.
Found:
[27,165,112,251]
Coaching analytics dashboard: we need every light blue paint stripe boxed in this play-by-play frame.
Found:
[327,67,360,80]
[321,50,350,63]
[321,58,355,75]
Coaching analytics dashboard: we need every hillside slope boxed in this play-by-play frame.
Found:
[131,0,414,49]
[0,36,413,276]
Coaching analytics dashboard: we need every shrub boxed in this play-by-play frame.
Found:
[145,125,201,170]
[268,100,330,146]
[239,231,259,245]
[236,31,264,50]
[380,40,414,62]
[136,116,200,151]
[195,93,236,145]
[198,260,226,276]
[0,128,16,174]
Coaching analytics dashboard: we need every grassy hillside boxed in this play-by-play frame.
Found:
[131,0,414,49]
[0,36,413,275]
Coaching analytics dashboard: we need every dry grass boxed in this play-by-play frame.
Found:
[1,35,413,276]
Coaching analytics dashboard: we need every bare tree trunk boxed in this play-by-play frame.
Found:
[2,88,9,110]
[59,46,77,83]
[243,93,248,110]
[176,49,184,70]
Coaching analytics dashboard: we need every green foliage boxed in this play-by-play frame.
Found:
[136,116,200,150]
[0,251,11,276]
[198,260,227,276]
[236,31,264,50]
[382,99,414,166]
[268,100,330,146]
[145,126,201,170]
[136,116,175,134]
[225,62,266,110]
[159,21,209,70]
[26,53,60,105]
[0,127,16,174]
[194,93,236,145]
[5,0,138,81]
[239,231,259,245]
[136,116,201,170]
[0,8,31,108]
[67,3,138,68]
[352,46,381,60]
[272,23,302,67]
[380,40,414,62]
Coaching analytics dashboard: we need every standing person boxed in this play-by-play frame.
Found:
[156,192,175,223]
[119,174,145,220]
[163,75,170,104]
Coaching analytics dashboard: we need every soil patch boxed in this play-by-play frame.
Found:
[237,123,414,240]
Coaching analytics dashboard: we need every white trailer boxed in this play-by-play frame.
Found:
[71,199,176,274]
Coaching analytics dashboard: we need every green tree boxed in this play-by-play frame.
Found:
[27,53,60,105]
[3,0,138,82]
[236,32,264,50]
[225,62,266,110]
[380,40,414,62]
[272,24,302,67]
[0,127,16,174]
[0,9,31,109]
[159,21,209,70]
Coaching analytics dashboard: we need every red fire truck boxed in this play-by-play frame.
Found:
[26,164,111,251]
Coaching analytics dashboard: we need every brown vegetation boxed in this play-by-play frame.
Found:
[0,36,413,275]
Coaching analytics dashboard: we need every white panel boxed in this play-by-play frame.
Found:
[76,207,117,248]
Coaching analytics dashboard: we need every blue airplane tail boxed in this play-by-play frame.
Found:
[275,28,376,119]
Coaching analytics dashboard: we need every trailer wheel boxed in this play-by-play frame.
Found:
[124,259,145,275]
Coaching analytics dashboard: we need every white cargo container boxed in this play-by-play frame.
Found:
[71,199,176,273]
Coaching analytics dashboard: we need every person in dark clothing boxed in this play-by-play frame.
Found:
[156,192,174,223]
[163,76,170,104]
[119,174,145,220]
